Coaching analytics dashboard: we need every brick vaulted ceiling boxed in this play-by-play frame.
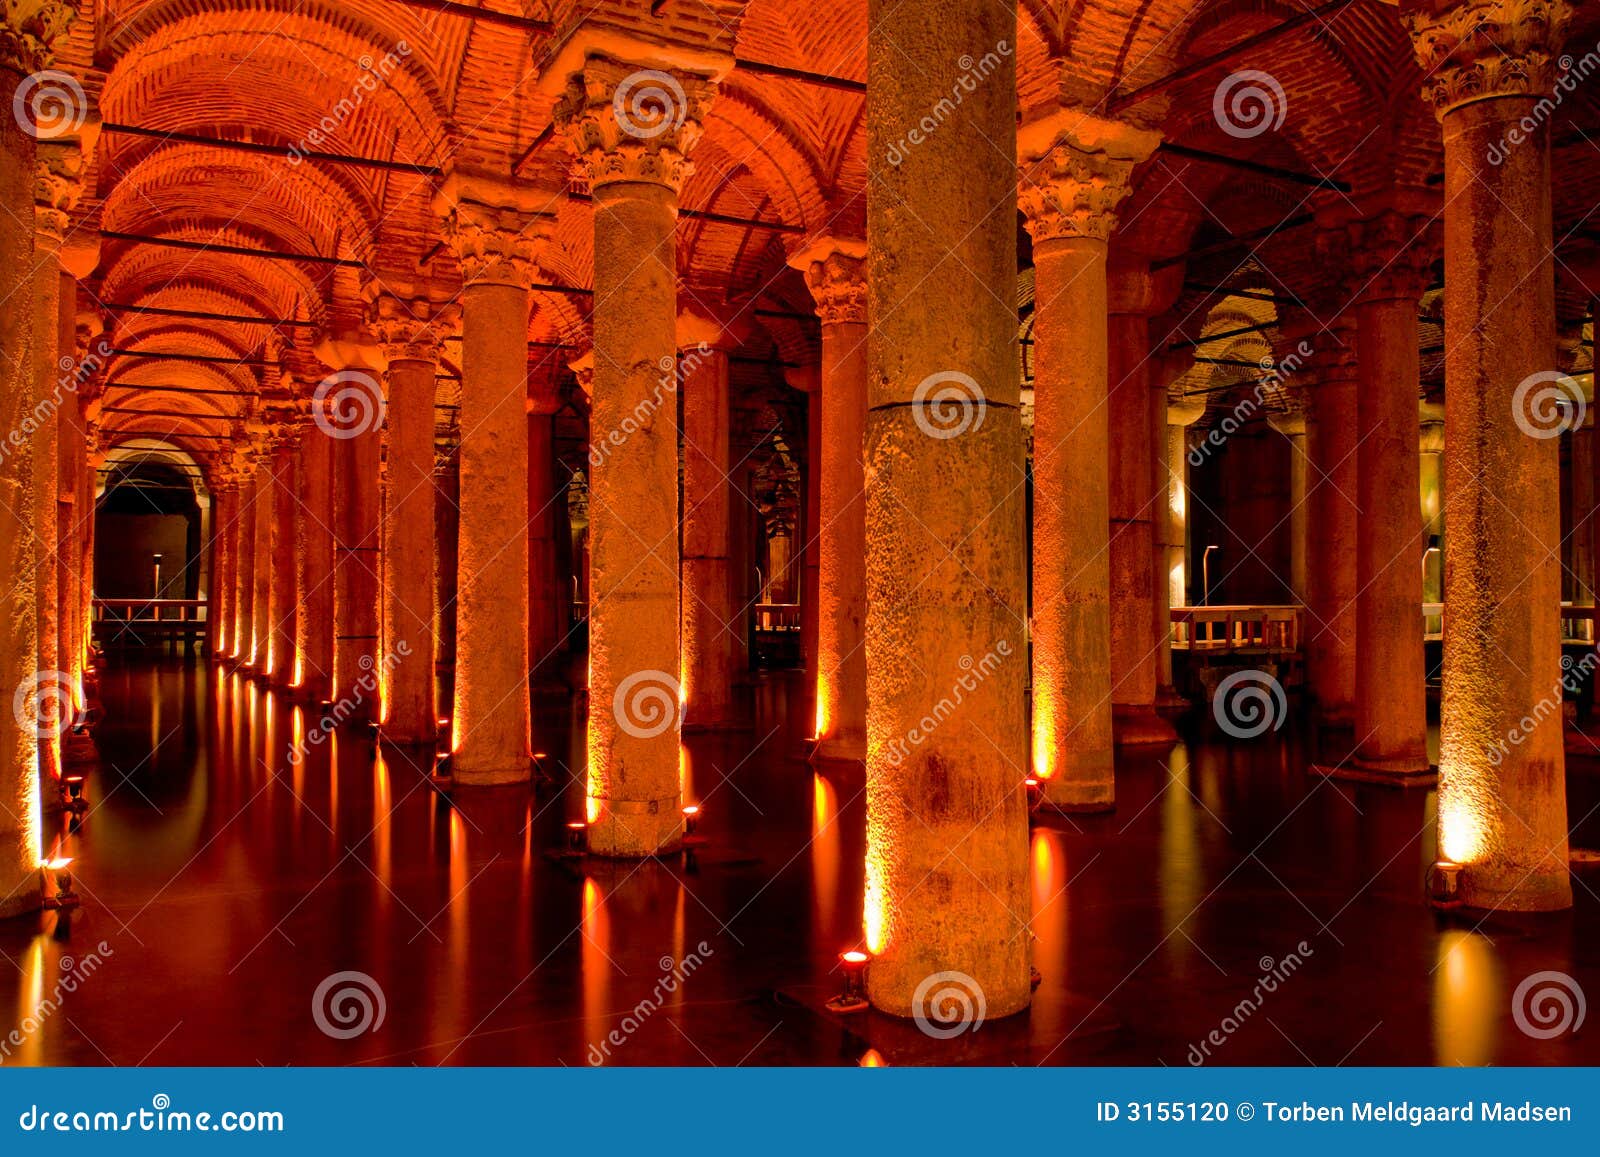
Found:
[53,0,1600,466]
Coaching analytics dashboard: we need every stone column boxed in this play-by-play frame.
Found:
[208,475,237,660]
[790,238,869,764]
[250,438,273,672]
[1020,111,1159,809]
[435,174,547,784]
[1302,320,1360,727]
[375,299,448,745]
[58,310,100,684]
[1563,401,1593,608]
[678,315,739,731]
[232,441,259,661]
[296,417,336,701]
[1165,399,1206,612]
[1266,406,1309,604]
[528,359,564,687]
[1405,0,1571,908]
[1107,263,1178,746]
[434,442,460,686]
[556,55,721,852]
[1345,212,1433,777]
[266,424,299,686]
[0,0,74,917]
[863,0,1029,1019]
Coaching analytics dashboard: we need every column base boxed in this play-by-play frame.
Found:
[1039,777,1114,815]
[1155,684,1192,714]
[1313,702,1355,731]
[450,759,532,787]
[1113,704,1178,747]
[61,731,99,771]
[682,713,753,735]
[810,734,866,775]
[587,802,683,858]
[1454,864,1574,912]
[1310,760,1437,788]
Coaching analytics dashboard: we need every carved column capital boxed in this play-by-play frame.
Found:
[434,171,555,289]
[373,296,458,363]
[33,137,85,245]
[1344,211,1439,303]
[789,236,868,326]
[553,56,718,194]
[1018,110,1159,244]
[0,0,77,77]
[1402,0,1575,115]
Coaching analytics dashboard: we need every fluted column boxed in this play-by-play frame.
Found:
[1107,263,1178,746]
[863,0,1029,1018]
[1303,321,1360,727]
[296,416,336,700]
[678,314,739,731]
[790,239,868,764]
[435,174,548,784]
[1020,112,1159,809]
[375,299,449,745]
[1405,0,1572,909]
[556,55,721,852]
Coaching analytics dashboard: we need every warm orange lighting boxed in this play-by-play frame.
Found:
[858,1048,887,1067]
[1031,697,1055,781]
[813,673,830,740]
[840,950,869,965]
[1438,783,1487,866]
[44,857,72,871]
[585,795,602,824]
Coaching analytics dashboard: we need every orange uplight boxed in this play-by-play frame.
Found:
[858,1049,887,1068]
[291,653,304,689]
[585,795,603,824]
[45,857,72,872]
[840,950,869,965]
[813,674,830,740]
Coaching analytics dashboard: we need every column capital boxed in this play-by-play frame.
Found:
[1,0,77,77]
[789,236,868,326]
[567,351,594,398]
[1402,0,1575,115]
[434,170,556,288]
[373,296,458,363]
[1341,210,1439,303]
[1018,109,1159,244]
[33,137,86,246]
[552,55,719,194]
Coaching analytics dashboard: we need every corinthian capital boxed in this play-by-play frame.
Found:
[0,0,77,76]
[434,170,555,288]
[1402,0,1575,114]
[1017,109,1160,244]
[373,296,460,363]
[788,236,868,326]
[553,56,718,193]
[33,137,86,244]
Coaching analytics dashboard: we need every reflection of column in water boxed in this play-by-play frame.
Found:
[1432,929,1499,1066]
[811,774,840,938]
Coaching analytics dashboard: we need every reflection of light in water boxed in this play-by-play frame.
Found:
[1030,830,1066,985]
[581,878,613,1057]
[14,940,45,1064]
[1432,929,1499,1066]
[1160,743,1201,952]
[679,743,692,805]
[372,750,391,889]
[811,775,840,935]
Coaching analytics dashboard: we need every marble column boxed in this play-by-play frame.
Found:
[1165,399,1206,612]
[792,239,869,764]
[1107,264,1178,746]
[435,174,546,784]
[1020,111,1159,809]
[250,439,273,672]
[1266,407,1309,605]
[528,358,564,687]
[1303,321,1360,728]
[556,56,720,852]
[1405,0,1571,908]
[296,417,336,701]
[863,0,1030,1018]
[30,156,68,771]
[678,318,739,731]
[232,441,258,661]
[1348,213,1433,777]
[209,478,237,660]
[375,300,447,745]
[1419,401,1445,606]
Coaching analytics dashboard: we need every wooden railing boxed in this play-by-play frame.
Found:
[1422,602,1595,644]
[92,598,208,651]
[753,602,801,633]
[1170,605,1302,655]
